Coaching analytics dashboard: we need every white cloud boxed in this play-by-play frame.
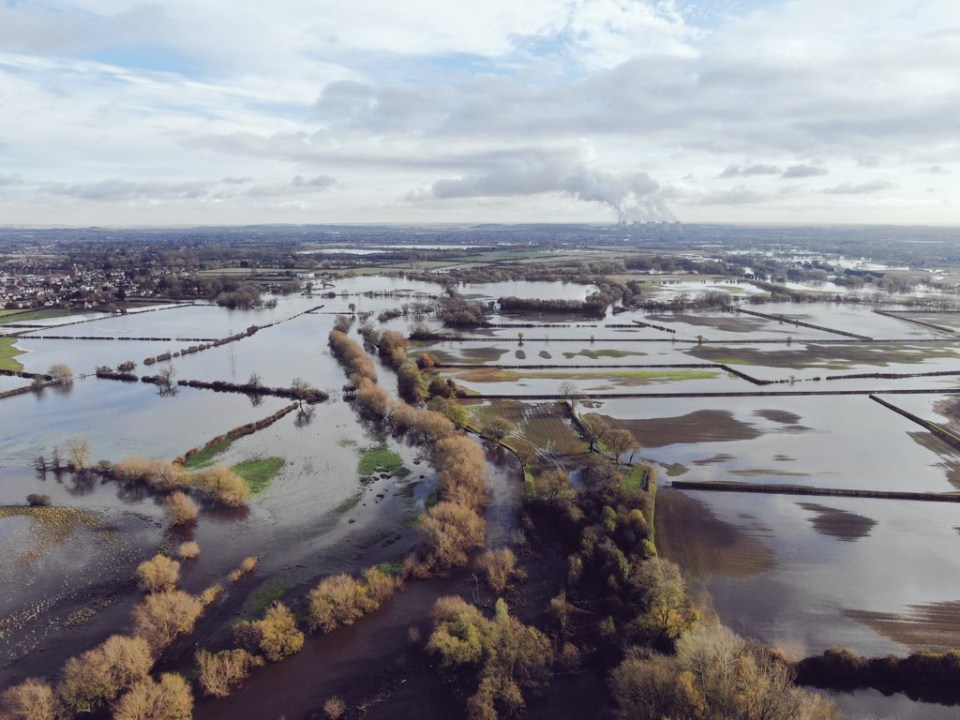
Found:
[0,0,957,224]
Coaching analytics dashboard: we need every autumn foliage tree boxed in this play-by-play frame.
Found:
[196,649,264,698]
[0,678,66,720]
[112,673,193,720]
[58,635,153,713]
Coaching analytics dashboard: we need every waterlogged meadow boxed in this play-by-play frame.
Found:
[3,268,960,719]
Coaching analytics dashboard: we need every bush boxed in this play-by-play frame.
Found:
[228,556,258,582]
[308,574,375,633]
[200,584,223,606]
[59,635,153,713]
[136,555,180,593]
[165,492,198,525]
[26,493,51,507]
[234,602,304,662]
[416,501,486,575]
[132,590,204,652]
[0,678,66,720]
[476,548,525,594]
[323,695,347,720]
[194,463,249,507]
[177,541,200,560]
[112,673,193,720]
[196,648,264,698]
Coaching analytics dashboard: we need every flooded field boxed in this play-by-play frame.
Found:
[4,270,960,720]
[657,489,960,656]
[590,395,960,492]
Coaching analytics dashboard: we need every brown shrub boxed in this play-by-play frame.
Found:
[177,541,200,560]
[307,574,375,633]
[362,566,403,606]
[234,602,304,662]
[165,492,198,525]
[354,377,392,418]
[476,548,525,594]
[196,648,264,698]
[136,555,180,593]
[228,556,258,582]
[59,635,153,713]
[132,590,204,652]
[112,673,192,720]
[433,435,488,512]
[329,330,377,383]
[418,501,486,574]
[200,584,223,606]
[323,695,347,720]
[193,463,249,507]
[0,678,66,720]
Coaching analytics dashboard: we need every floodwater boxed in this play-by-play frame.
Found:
[658,489,960,657]
[594,395,960,493]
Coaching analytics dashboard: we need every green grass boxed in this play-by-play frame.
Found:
[358,444,407,476]
[250,583,293,615]
[181,437,234,469]
[232,457,285,495]
[0,308,80,325]
[0,337,25,372]
[624,466,648,492]
[336,492,362,512]
[377,561,404,576]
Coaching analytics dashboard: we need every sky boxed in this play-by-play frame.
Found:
[0,0,957,226]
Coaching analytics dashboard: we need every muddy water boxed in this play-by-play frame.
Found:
[193,440,522,720]
[658,489,960,656]
[594,395,960,492]
[757,302,946,340]
[831,689,960,719]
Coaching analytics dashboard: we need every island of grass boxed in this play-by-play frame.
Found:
[358,442,409,477]
[0,337,25,372]
[180,437,234,470]
[232,457,285,495]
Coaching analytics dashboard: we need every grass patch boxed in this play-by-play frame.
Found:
[425,492,438,509]
[624,466,649,492]
[232,457,285,495]
[250,583,293,615]
[0,337,25,372]
[377,560,404,576]
[0,308,79,325]
[181,437,233,469]
[337,492,362,512]
[338,438,358,448]
[358,444,406,477]
[452,367,718,386]
[561,348,647,360]
[664,463,688,477]
[0,506,105,566]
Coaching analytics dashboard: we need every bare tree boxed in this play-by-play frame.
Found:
[48,363,74,385]
[66,437,91,473]
[606,428,639,465]
[156,365,177,395]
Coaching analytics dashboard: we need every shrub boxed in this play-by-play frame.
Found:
[362,566,403,605]
[165,492,198,525]
[308,574,374,633]
[177,541,200,560]
[323,695,347,720]
[228,556,258,582]
[26,493,51,507]
[235,602,304,662]
[200,584,223,606]
[417,501,486,575]
[476,548,525,594]
[59,635,153,713]
[353,377,392,418]
[196,648,264,698]
[136,555,180,593]
[0,678,66,720]
[194,463,249,507]
[132,590,204,652]
[112,673,193,720]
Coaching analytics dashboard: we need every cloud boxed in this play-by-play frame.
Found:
[923,165,948,174]
[411,150,673,222]
[782,164,828,179]
[41,179,213,201]
[696,185,771,205]
[718,164,781,178]
[245,175,337,197]
[0,174,21,186]
[821,180,895,195]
